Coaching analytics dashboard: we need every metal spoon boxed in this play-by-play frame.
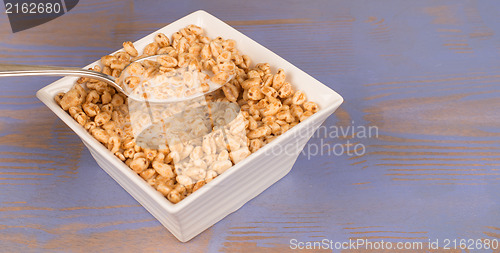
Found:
[0,55,229,103]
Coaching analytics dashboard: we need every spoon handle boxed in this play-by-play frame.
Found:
[0,63,121,90]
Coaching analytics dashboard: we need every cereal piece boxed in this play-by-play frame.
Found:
[247,86,264,100]
[202,136,217,155]
[189,146,204,161]
[222,83,239,102]
[261,86,278,98]
[261,116,276,125]
[94,111,111,126]
[91,128,109,144]
[241,77,260,90]
[210,41,222,57]
[240,55,251,69]
[130,157,149,173]
[217,51,231,63]
[111,60,128,70]
[86,90,100,104]
[292,91,307,105]
[282,97,293,106]
[222,39,236,50]
[185,166,207,181]
[157,182,172,196]
[187,24,203,35]
[167,190,182,204]
[232,53,243,65]
[124,76,141,89]
[115,52,131,63]
[110,94,124,107]
[188,44,202,57]
[262,100,281,116]
[84,121,97,132]
[303,101,319,113]
[278,82,293,98]
[281,123,291,133]
[153,152,166,163]
[177,37,189,54]
[276,110,294,123]
[218,60,235,72]
[158,46,174,55]
[54,92,65,104]
[152,161,174,178]
[192,180,205,192]
[101,91,112,104]
[256,63,270,73]
[101,55,116,67]
[264,135,277,144]
[114,151,126,161]
[275,119,287,126]
[121,136,135,149]
[177,53,191,68]
[205,170,218,183]
[100,104,113,114]
[266,121,281,135]
[211,160,232,174]
[172,32,182,40]
[123,41,138,57]
[68,106,82,118]
[290,104,304,119]
[299,111,314,122]
[143,42,159,56]
[203,154,217,166]
[249,138,264,153]
[230,148,251,164]
[102,66,112,76]
[247,70,260,79]
[157,54,178,68]
[227,134,242,150]
[107,136,121,153]
[217,150,229,161]
[73,112,87,126]
[124,148,135,159]
[272,69,285,90]
[112,69,121,78]
[82,102,100,117]
[126,62,145,76]
[59,84,86,110]
[168,151,180,164]
[247,116,258,130]
[200,44,212,60]
[146,176,157,186]
[154,33,170,47]
[140,168,156,181]
[262,74,273,87]
[176,175,193,186]
[247,125,271,139]
[180,145,194,161]
[144,148,158,161]
[212,71,231,85]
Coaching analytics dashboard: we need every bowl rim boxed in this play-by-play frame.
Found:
[36,9,344,214]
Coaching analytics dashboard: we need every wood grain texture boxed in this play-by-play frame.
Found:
[1,0,499,252]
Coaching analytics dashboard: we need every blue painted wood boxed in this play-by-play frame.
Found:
[0,0,499,251]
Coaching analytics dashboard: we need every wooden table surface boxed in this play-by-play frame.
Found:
[1,0,499,252]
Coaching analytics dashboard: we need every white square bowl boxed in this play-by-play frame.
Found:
[36,10,343,242]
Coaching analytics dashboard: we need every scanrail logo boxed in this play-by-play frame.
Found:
[3,0,79,33]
